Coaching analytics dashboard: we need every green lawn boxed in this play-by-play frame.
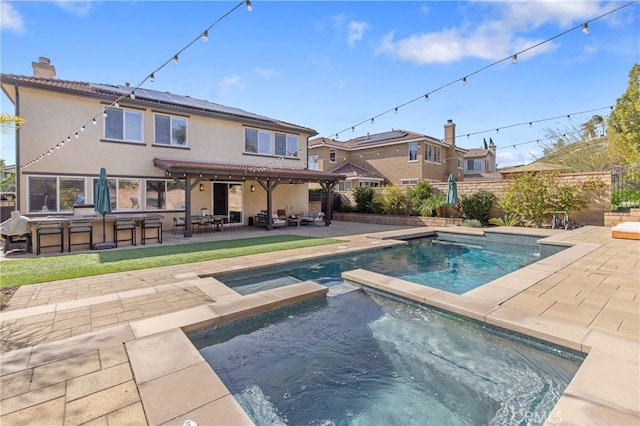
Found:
[1,235,342,287]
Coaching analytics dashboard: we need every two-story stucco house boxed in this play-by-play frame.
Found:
[308,120,467,191]
[463,138,498,180]
[1,57,344,235]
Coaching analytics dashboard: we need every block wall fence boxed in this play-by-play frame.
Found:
[329,171,632,227]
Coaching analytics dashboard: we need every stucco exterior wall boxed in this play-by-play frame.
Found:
[8,83,315,226]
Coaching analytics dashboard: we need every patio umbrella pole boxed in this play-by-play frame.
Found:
[93,167,116,250]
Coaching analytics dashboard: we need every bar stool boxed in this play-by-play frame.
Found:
[36,221,64,255]
[113,218,136,247]
[68,219,93,252]
[172,217,185,235]
[142,216,163,245]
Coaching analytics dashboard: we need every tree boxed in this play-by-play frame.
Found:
[608,64,640,166]
[406,180,433,215]
[352,186,375,213]
[373,185,408,215]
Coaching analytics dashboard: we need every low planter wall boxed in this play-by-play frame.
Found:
[604,208,640,227]
[333,212,463,227]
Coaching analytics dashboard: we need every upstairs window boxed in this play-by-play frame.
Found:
[329,149,337,163]
[104,107,142,142]
[408,143,418,161]
[245,128,299,158]
[433,146,441,163]
[425,145,432,161]
[275,133,299,158]
[154,114,187,146]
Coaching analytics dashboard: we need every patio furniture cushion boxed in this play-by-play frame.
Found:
[612,222,640,240]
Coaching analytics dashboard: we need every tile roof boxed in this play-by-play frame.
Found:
[329,162,384,180]
[309,129,450,151]
[0,74,317,135]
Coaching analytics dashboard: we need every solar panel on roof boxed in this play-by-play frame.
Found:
[354,130,408,144]
[90,83,276,122]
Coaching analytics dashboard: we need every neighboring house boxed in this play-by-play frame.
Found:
[1,57,344,233]
[463,139,498,180]
[308,120,467,188]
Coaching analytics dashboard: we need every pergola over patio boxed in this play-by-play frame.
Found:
[153,157,346,235]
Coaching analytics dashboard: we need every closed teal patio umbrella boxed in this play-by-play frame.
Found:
[446,173,458,206]
[93,168,115,250]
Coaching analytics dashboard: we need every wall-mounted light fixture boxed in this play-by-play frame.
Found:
[250,185,255,192]
[199,183,204,192]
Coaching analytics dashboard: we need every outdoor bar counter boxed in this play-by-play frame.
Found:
[27,212,165,254]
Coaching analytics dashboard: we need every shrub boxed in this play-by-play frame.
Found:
[374,185,408,215]
[460,190,495,225]
[406,181,433,215]
[488,214,522,226]
[352,186,375,213]
[500,172,606,227]
[417,194,447,217]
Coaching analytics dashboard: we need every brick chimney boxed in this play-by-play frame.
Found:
[444,119,458,178]
[32,57,56,79]
[444,119,456,148]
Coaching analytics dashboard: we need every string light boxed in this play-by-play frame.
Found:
[582,23,589,34]
[322,0,635,140]
[512,54,518,64]
[202,31,209,42]
[19,0,253,169]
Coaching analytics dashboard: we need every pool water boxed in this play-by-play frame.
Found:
[216,237,545,295]
[191,289,583,425]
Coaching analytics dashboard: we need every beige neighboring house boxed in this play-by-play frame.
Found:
[463,138,498,180]
[308,120,467,190]
[1,57,344,234]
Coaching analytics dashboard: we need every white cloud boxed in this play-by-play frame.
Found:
[347,20,370,47]
[53,1,95,17]
[254,67,279,80]
[217,75,245,96]
[376,1,606,65]
[1,2,25,34]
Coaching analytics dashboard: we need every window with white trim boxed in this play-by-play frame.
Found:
[245,128,299,158]
[338,181,352,191]
[274,133,299,158]
[408,143,418,161]
[433,146,441,163]
[154,114,187,146]
[425,145,432,161]
[329,149,337,163]
[466,159,483,171]
[400,179,419,185]
[104,107,142,142]
[457,154,464,168]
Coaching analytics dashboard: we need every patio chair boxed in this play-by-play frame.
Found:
[142,216,163,245]
[68,219,93,252]
[36,221,64,255]
[172,217,185,235]
[113,218,136,247]
[300,211,325,226]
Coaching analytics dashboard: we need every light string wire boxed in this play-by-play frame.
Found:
[323,0,638,141]
[457,105,613,140]
[20,0,251,169]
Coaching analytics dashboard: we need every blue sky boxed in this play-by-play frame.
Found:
[1,1,638,168]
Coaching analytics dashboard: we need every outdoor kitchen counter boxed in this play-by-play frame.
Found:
[26,214,165,254]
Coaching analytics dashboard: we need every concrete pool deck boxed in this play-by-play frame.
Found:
[0,222,638,425]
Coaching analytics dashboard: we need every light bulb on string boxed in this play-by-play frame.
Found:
[92,118,97,125]
[424,94,429,101]
[246,0,252,12]
[462,77,467,85]
[150,73,155,82]
[582,23,589,34]
[130,91,136,99]
[75,132,79,138]
[202,30,208,42]
[174,54,179,64]
[114,101,119,108]
[512,54,518,64]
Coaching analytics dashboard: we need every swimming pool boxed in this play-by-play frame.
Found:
[214,235,560,295]
[190,287,583,425]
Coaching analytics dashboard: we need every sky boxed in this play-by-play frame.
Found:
[1,0,638,169]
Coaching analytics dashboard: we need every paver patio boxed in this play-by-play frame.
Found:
[1,222,638,425]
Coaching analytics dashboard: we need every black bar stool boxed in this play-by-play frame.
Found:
[36,221,64,255]
[142,216,163,245]
[68,219,93,252]
[113,218,136,247]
